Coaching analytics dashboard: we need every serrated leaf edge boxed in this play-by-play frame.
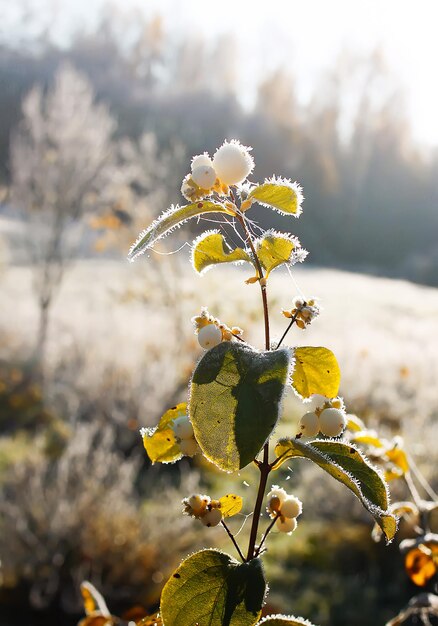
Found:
[275,437,398,542]
[190,229,253,276]
[249,176,304,217]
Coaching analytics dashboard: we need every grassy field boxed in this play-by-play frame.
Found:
[0,253,437,625]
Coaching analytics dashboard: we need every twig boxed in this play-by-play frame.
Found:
[255,513,280,557]
[221,520,246,562]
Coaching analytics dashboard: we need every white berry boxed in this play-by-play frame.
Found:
[191,153,213,171]
[191,165,217,189]
[212,140,254,185]
[201,508,222,527]
[267,486,287,506]
[197,324,222,349]
[298,412,320,437]
[173,415,194,440]
[276,516,297,534]
[179,438,200,457]
[306,394,328,411]
[181,174,197,200]
[319,408,346,437]
[188,494,209,516]
[280,496,302,519]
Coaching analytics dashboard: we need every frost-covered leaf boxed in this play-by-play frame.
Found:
[128,201,233,261]
[257,616,317,626]
[405,541,438,587]
[292,347,340,399]
[385,447,409,474]
[254,230,306,278]
[160,549,265,626]
[190,342,290,471]
[351,430,384,447]
[274,438,397,542]
[141,403,187,464]
[192,230,252,275]
[346,414,366,432]
[219,494,243,518]
[249,177,303,216]
[80,582,111,617]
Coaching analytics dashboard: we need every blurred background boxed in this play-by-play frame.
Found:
[0,1,437,625]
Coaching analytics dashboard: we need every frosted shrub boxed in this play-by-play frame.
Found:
[107,141,401,625]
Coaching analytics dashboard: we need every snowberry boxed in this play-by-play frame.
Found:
[201,508,223,527]
[179,438,200,457]
[280,495,302,519]
[186,494,210,516]
[173,415,194,440]
[276,516,297,534]
[197,323,222,349]
[267,495,282,515]
[212,140,254,185]
[191,153,213,171]
[298,412,320,437]
[267,486,287,512]
[306,394,328,412]
[181,174,198,200]
[319,407,346,437]
[191,165,217,190]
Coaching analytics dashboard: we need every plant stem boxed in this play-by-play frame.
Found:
[255,513,280,557]
[404,472,422,509]
[234,211,270,350]
[407,453,438,502]
[247,457,271,560]
[276,312,298,349]
[234,209,273,561]
[221,520,246,562]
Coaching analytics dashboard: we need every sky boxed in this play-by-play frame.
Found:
[4,0,438,148]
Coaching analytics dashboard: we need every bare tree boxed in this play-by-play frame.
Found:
[10,63,117,364]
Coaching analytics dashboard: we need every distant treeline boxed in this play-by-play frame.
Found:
[1,5,437,285]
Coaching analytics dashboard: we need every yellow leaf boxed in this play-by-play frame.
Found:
[292,347,340,399]
[254,231,304,278]
[346,414,366,432]
[405,543,438,586]
[352,430,384,448]
[385,448,409,474]
[129,201,234,261]
[80,582,111,617]
[142,403,187,464]
[191,231,252,275]
[219,494,243,518]
[249,177,303,216]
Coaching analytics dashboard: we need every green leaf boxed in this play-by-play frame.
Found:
[160,549,265,626]
[219,494,243,518]
[128,201,233,261]
[141,403,186,464]
[292,347,340,399]
[254,230,306,278]
[189,342,290,471]
[274,438,397,543]
[258,616,317,626]
[249,177,303,216]
[192,230,252,275]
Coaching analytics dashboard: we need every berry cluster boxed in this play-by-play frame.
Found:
[267,487,303,534]
[182,494,223,527]
[299,396,347,438]
[192,307,243,350]
[172,415,200,457]
[181,140,254,202]
[282,296,320,329]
